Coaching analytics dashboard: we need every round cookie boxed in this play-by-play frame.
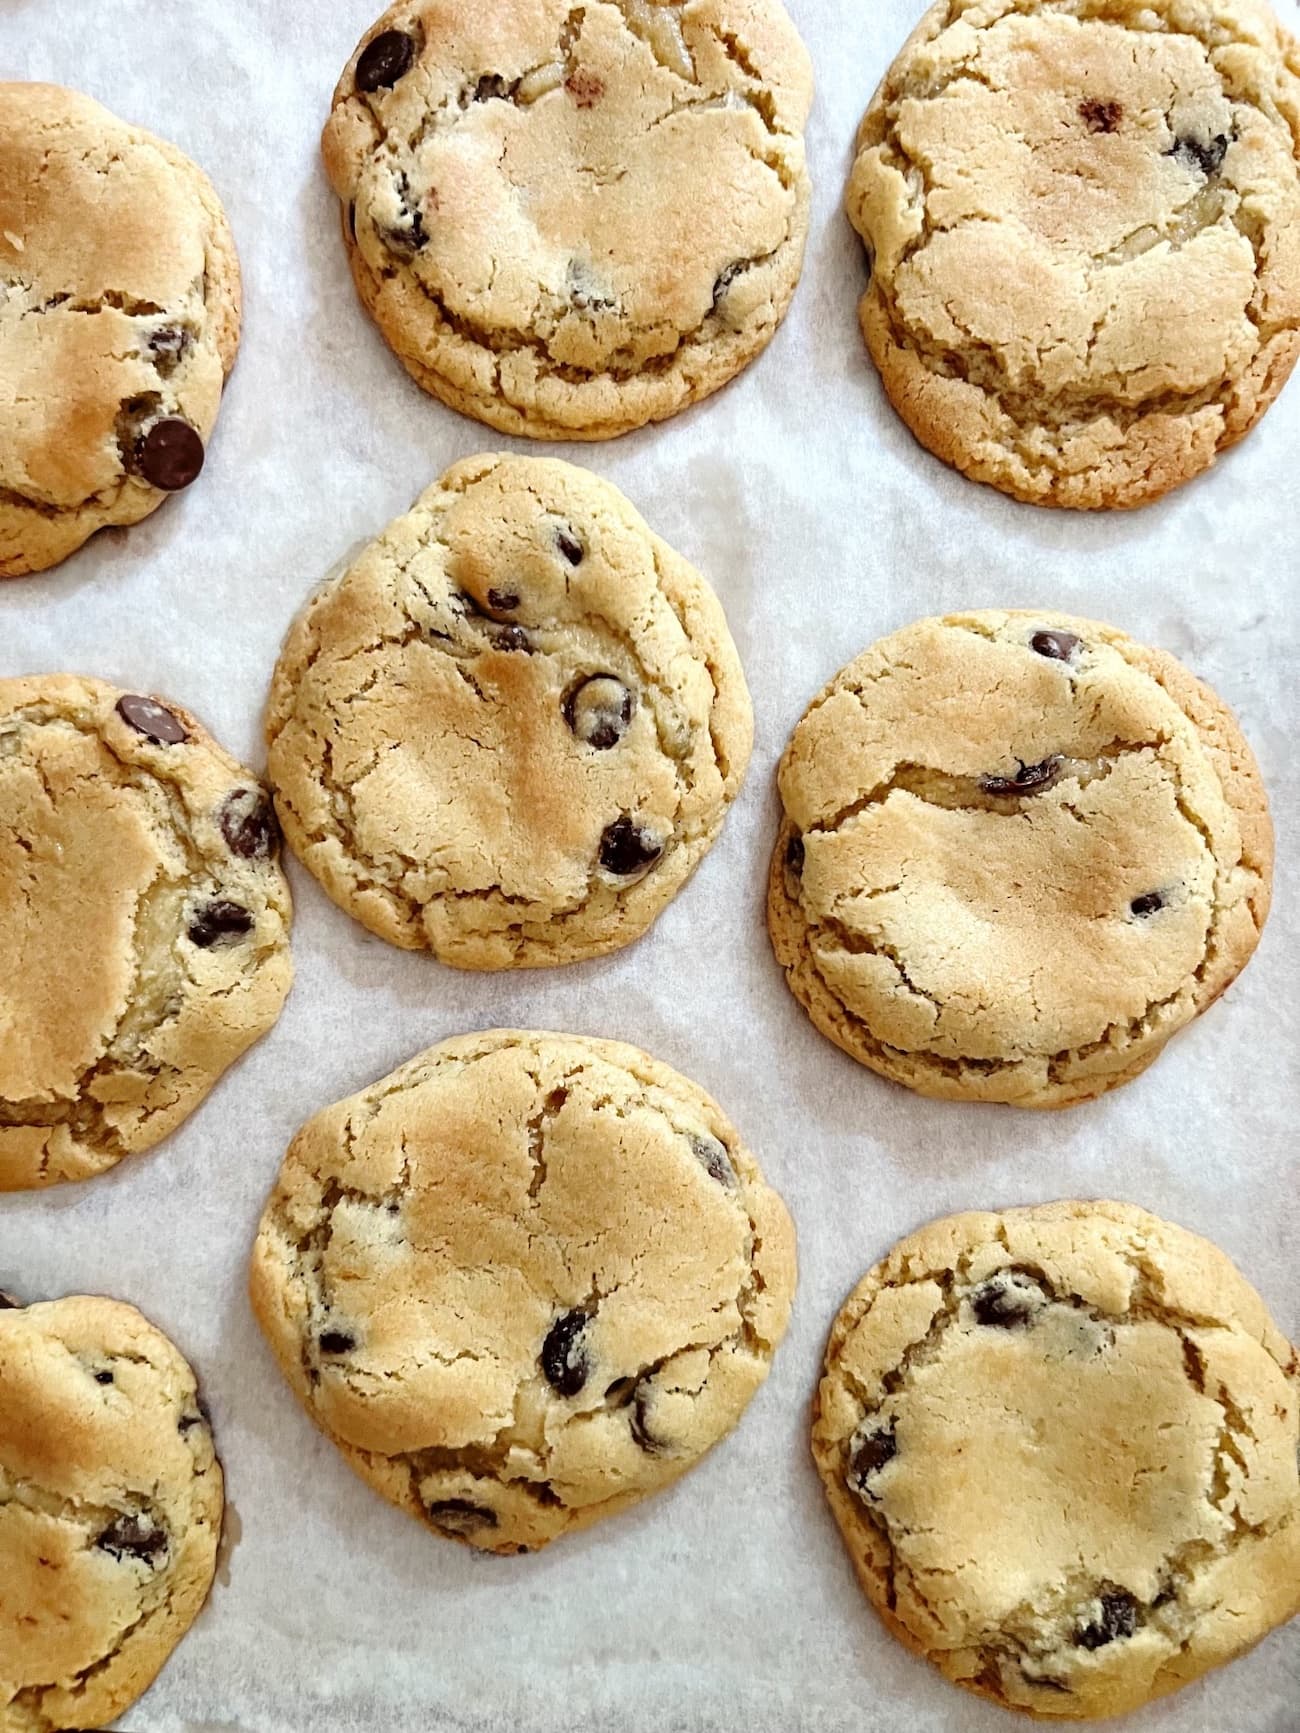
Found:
[0,676,294,1191]
[0,85,241,577]
[0,1294,223,1733]
[250,1029,796,1553]
[768,610,1272,1109]
[812,1201,1300,1720]
[322,0,812,438]
[847,0,1300,509]
[266,453,753,968]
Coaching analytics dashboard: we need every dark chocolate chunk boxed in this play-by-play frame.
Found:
[690,1133,736,1188]
[849,1423,897,1490]
[556,528,584,566]
[356,28,416,93]
[1169,133,1229,176]
[94,1369,114,1385]
[598,817,663,878]
[541,1310,590,1397]
[319,1329,357,1356]
[1079,98,1122,133]
[146,326,193,376]
[136,418,205,491]
[426,1498,499,1536]
[115,694,188,745]
[486,588,520,613]
[564,676,634,750]
[1130,891,1164,918]
[97,1514,168,1565]
[971,1269,1047,1328]
[1030,630,1081,662]
[980,756,1064,798]
[219,789,280,860]
[1076,1590,1139,1650]
[187,901,254,949]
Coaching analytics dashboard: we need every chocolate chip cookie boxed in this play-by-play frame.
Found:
[0,84,241,577]
[848,0,1300,508]
[249,1030,796,1553]
[267,453,752,968]
[0,1293,223,1732]
[0,676,293,1190]
[768,611,1272,1108]
[813,1201,1300,1719]
[322,0,812,438]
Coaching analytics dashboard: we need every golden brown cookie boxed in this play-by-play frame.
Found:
[813,1201,1300,1719]
[267,453,752,968]
[0,1293,223,1733]
[0,84,241,577]
[768,611,1272,1108]
[0,676,293,1190]
[322,0,812,437]
[847,0,1300,508]
[250,1030,796,1553]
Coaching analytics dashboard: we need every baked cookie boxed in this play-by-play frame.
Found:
[0,676,293,1190]
[0,85,241,577]
[812,1201,1300,1720]
[768,610,1272,1108]
[0,1293,223,1733]
[847,0,1300,508]
[250,1029,796,1553]
[322,0,812,438]
[267,453,752,968]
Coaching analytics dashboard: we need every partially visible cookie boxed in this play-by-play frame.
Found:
[769,610,1272,1108]
[0,1294,223,1733]
[0,676,293,1190]
[0,83,241,577]
[322,0,812,438]
[250,1030,796,1553]
[813,1201,1300,1720]
[847,0,1300,508]
[267,453,753,968]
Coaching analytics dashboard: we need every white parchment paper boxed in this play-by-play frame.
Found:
[1,1,1297,1728]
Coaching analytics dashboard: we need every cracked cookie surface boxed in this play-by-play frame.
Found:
[266,453,753,968]
[322,0,812,438]
[0,84,241,577]
[0,1294,223,1733]
[767,610,1272,1108]
[249,1029,796,1553]
[0,675,294,1190]
[812,1200,1300,1719]
[847,0,1300,508]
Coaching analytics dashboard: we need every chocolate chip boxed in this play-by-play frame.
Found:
[1076,1590,1139,1649]
[972,1269,1047,1328]
[473,74,511,103]
[318,1329,356,1356]
[490,624,531,653]
[146,326,192,376]
[486,588,520,613]
[94,1369,114,1385]
[380,172,429,255]
[1130,891,1164,917]
[1169,133,1229,176]
[711,262,743,310]
[1079,98,1122,133]
[980,756,1064,798]
[599,817,663,878]
[848,1423,897,1491]
[115,694,188,745]
[1030,630,1080,662]
[785,833,805,874]
[426,1498,499,1537]
[690,1133,736,1188]
[97,1515,168,1565]
[556,528,584,566]
[136,418,205,491]
[541,1310,590,1397]
[564,676,635,750]
[630,1383,665,1454]
[356,28,416,93]
[187,901,254,948]
[219,789,280,860]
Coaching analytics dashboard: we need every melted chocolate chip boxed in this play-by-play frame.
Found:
[146,326,193,376]
[115,694,188,745]
[187,901,254,948]
[690,1133,736,1188]
[599,817,663,878]
[319,1329,357,1356]
[381,175,429,255]
[565,676,634,750]
[136,418,205,491]
[1130,891,1165,918]
[556,528,585,566]
[94,1369,114,1385]
[1076,1590,1139,1650]
[219,789,280,860]
[712,262,743,310]
[541,1310,590,1397]
[97,1515,168,1565]
[630,1383,665,1454]
[1030,630,1081,662]
[426,1498,499,1536]
[980,757,1064,798]
[785,833,805,874]
[849,1424,897,1489]
[1169,133,1229,176]
[1079,98,1122,133]
[972,1269,1047,1328]
[487,588,520,613]
[356,28,416,93]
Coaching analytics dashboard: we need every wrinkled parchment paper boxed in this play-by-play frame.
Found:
[1,1,1297,1728]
